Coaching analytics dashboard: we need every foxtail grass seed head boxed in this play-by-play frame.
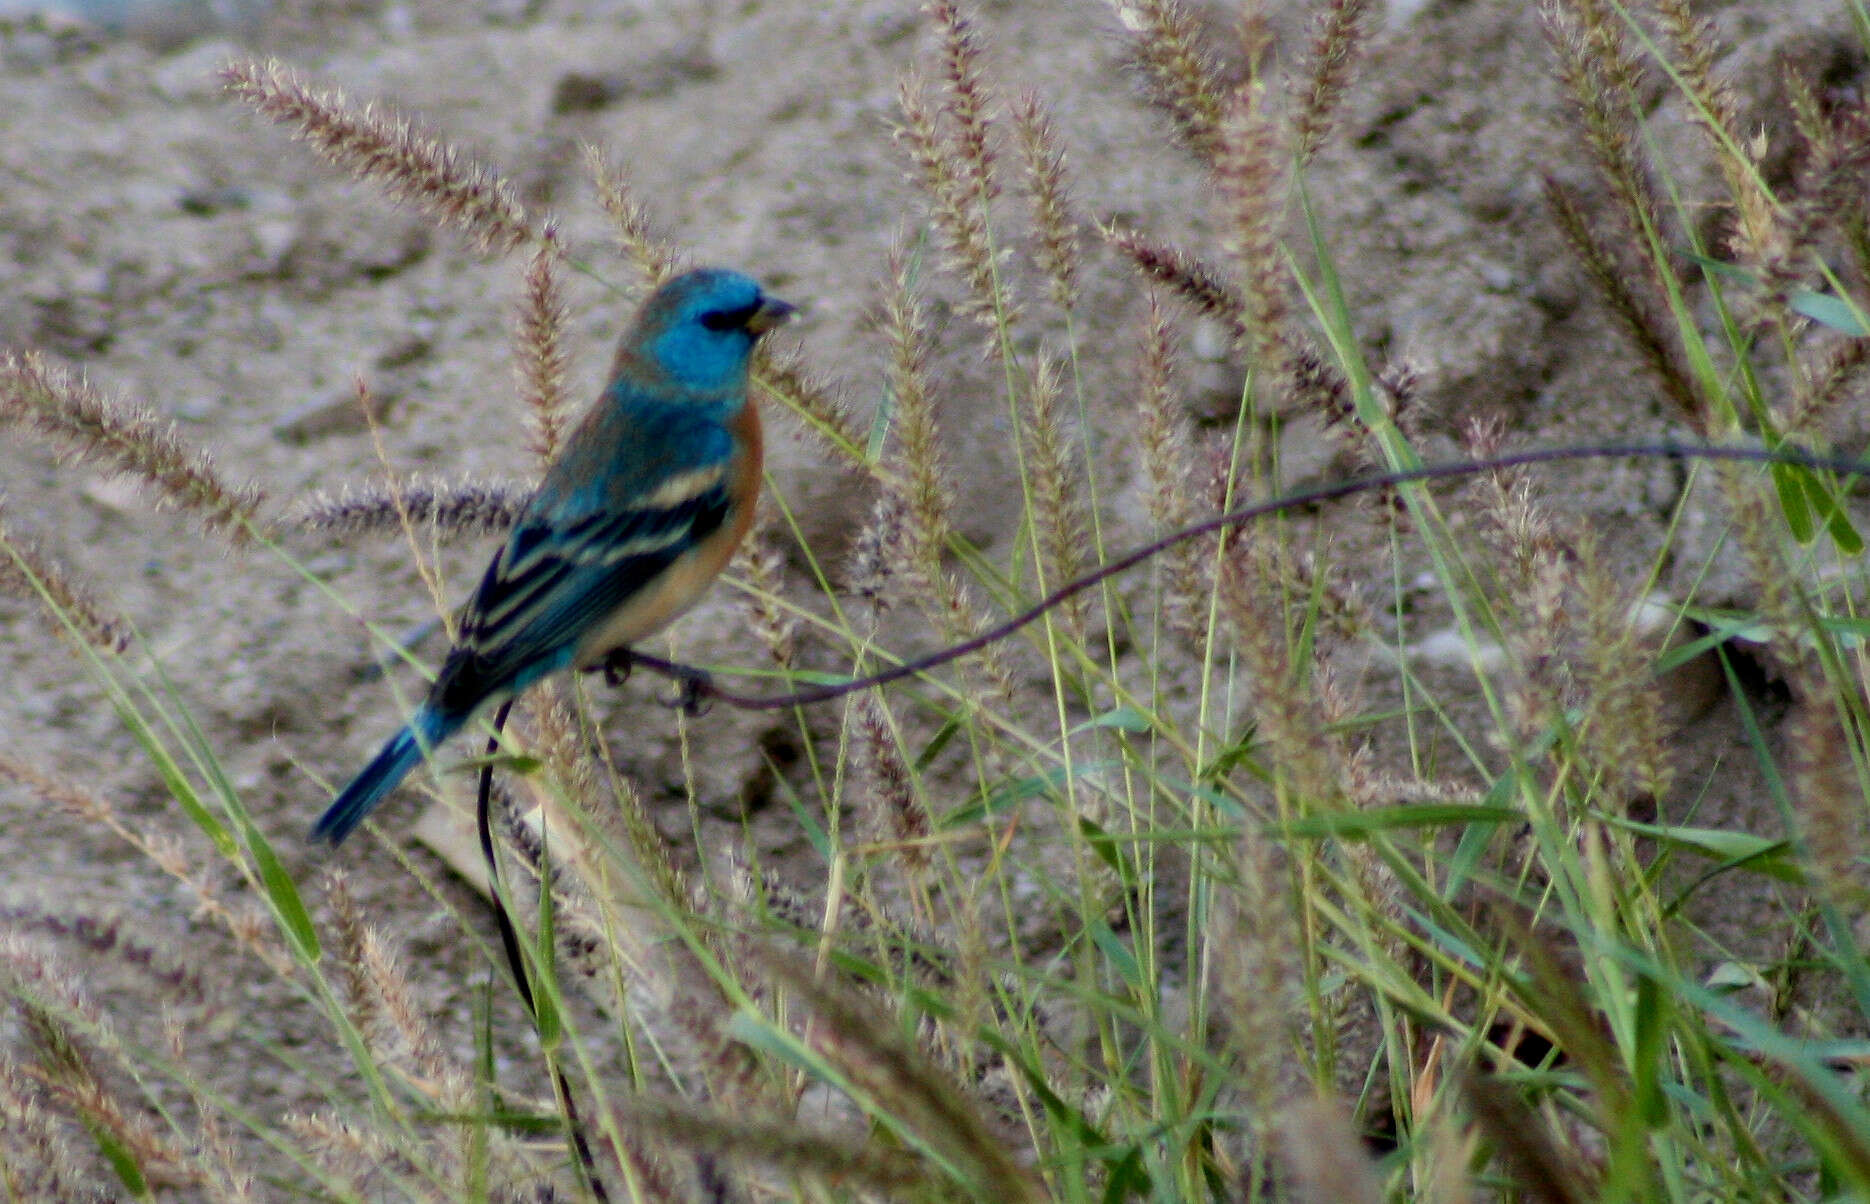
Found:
[1292,0,1376,166]
[1219,536,1347,808]
[847,488,914,611]
[1215,824,1302,1128]
[585,143,688,287]
[851,693,931,875]
[1573,535,1673,800]
[1215,82,1294,372]
[1023,352,1090,636]
[0,351,265,541]
[882,245,958,584]
[756,949,1044,1201]
[0,754,297,980]
[0,906,206,1004]
[324,871,381,1047]
[283,476,529,541]
[0,511,131,654]
[603,1095,930,1196]
[1653,0,1776,264]
[1541,174,1708,432]
[1133,294,1209,634]
[1273,1095,1385,1204]
[1010,90,1082,313]
[1103,221,1249,341]
[1787,336,1870,438]
[757,340,867,466]
[732,525,797,668]
[515,226,571,467]
[1788,698,1870,910]
[1540,3,1705,433]
[894,71,1016,340]
[1109,0,1229,161]
[1780,62,1870,288]
[221,58,532,254]
[518,681,607,821]
[928,0,999,207]
[0,1059,102,1200]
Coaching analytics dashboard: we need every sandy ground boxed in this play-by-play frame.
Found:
[1,0,1865,1192]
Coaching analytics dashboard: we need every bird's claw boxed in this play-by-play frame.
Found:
[596,647,635,688]
[663,667,713,717]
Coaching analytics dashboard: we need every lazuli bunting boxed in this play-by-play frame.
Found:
[313,267,794,845]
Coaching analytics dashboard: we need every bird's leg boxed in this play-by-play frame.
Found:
[585,646,711,714]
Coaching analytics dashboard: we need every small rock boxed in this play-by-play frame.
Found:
[480,0,540,24]
[175,185,251,217]
[373,335,431,371]
[272,382,400,443]
[31,295,115,357]
[1407,626,1510,673]
[548,38,718,114]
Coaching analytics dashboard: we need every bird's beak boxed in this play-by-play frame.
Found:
[745,296,797,336]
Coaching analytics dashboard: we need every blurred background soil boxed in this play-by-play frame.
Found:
[0,0,1861,1163]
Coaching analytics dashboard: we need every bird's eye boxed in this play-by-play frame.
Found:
[699,300,763,332]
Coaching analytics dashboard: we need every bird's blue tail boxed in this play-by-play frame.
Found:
[312,708,458,845]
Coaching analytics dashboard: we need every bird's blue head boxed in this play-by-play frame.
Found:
[624,268,796,400]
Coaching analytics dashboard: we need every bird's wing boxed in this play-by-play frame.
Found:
[433,437,737,710]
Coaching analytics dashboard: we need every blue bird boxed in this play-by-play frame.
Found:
[314,268,794,845]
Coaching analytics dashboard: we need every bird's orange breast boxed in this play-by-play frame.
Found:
[569,399,763,666]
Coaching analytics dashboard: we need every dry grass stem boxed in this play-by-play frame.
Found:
[0,351,264,541]
[221,57,532,254]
